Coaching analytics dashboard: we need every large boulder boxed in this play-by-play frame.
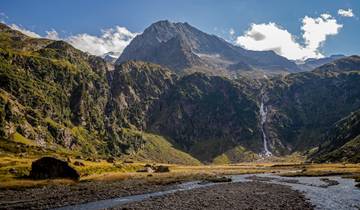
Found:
[154,165,170,173]
[29,157,80,180]
[106,157,116,163]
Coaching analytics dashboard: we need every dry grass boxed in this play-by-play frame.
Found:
[1,154,360,189]
[280,163,360,177]
[0,179,76,189]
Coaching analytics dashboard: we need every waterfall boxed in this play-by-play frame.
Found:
[260,98,272,157]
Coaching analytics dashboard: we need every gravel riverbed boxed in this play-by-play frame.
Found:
[114,181,314,210]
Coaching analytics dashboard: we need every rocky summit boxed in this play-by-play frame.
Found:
[117,20,300,76]
[1,21,360,164]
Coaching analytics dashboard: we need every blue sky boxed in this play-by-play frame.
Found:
[0,0,359,59]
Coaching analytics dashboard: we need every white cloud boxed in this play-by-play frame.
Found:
[9,24,41,38]
[45,29,60,40]
[0,12,8,21]
[338,8,354,17]
[66,26,137,57]
[229,28,235,36]
[301,14,342,53]
[235,13,342,60]
[7,23,137,58]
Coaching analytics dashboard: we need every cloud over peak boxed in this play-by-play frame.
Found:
[235,13,343,60]
[67,26,137,57]
[9,24,42,38]
[338,8,354,17]
[8,23,137,58]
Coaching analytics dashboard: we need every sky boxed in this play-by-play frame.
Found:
[0,0,359,60]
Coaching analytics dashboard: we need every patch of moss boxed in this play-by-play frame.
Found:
[10,132,36,146]
[213,146,259,164]
[120,129,201,165]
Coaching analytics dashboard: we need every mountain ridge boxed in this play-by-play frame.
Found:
[1,22,360,164]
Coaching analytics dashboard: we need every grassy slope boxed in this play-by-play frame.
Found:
[121,129,201,165]
[213,146,259,164]
[310,109,360,163]
[312,135,360,163]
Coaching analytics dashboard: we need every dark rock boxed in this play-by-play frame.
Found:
[73,161,85,166]
[8,168,17,174]
[29,157,80,180]
[203,176,232,183]
[124,160,134,164]
[86,157,97,162]
[154,165,170,173]
[106,157,116,163]
[320,178,339,187]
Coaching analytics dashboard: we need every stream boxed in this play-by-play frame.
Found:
[260,99,272,156]
[54,174,360,210]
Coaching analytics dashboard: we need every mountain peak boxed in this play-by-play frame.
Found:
[150,20,172,27]
[116,20,299,74]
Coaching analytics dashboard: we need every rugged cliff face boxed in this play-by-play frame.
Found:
[107,61,177,129]
[264,57,360,155]
[147,73,262,161]
[0,23,110,154]
[0,23,200,164]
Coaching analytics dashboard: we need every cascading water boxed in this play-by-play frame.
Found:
[260,98,272,157]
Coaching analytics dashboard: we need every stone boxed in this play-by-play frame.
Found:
[204,176,232,183]
[154,165,170,173]
[136,165,155,173]
[73,161,85,166]
[86,157,97,162]
[106,157,116,163]
[29,157,80,180]
[8,168,17,174]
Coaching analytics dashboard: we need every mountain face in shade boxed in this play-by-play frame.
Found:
[314,55,360,73]
[310,109,360,163]
[116,20,299,75]
[298,55,346,71]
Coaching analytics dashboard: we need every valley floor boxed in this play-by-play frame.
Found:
[0,156,359,209]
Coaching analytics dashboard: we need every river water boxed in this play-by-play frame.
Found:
[54,174,360,210]
[233,174,360,210]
